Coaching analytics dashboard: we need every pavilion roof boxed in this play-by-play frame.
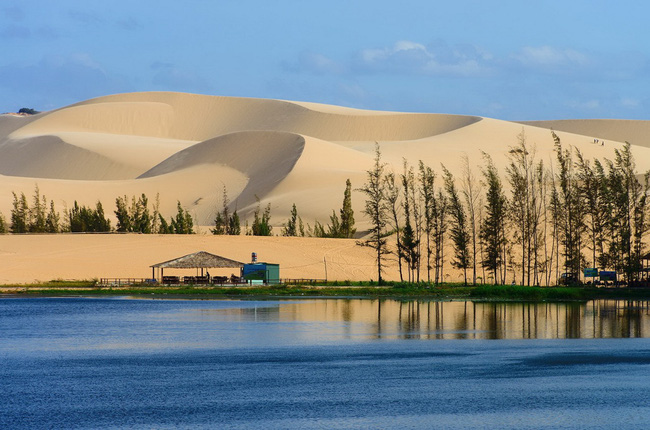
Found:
[150,251,244,269]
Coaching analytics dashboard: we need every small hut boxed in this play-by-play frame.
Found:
[150,251,244,284]
[242,262,280,284]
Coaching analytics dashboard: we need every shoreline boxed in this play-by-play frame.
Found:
[4,283,650,302]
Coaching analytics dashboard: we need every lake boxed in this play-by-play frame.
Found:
[2,297,650,429]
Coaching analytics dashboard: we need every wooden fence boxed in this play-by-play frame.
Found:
[98,278,328,287]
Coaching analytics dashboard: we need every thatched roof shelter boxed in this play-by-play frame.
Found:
[151,251,244,269]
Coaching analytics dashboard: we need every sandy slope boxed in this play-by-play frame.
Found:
[0,234,396,284]
[520,119,650,148]
[3,92,650,283]
[0,92,484,227]
[4,91,650,230]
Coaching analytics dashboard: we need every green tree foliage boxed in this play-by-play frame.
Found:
[553,132,585,282]
[45,200,60,233]
[115,195,131,232]
[212,186,229,235]
[506,131,545,286]
[93,201,111,232]
[431,189,448,285]
[418,161,436,283]
[400,160,420,282]
[576,151,607,270]
[151,193,161,234]
[157,214,172,234]
[307,220,326,237]
[0,212,7,233]
[212,186,241,235]
[134,194,151,234]
[229,210,241,235]
[29,185,47,233]
[10,192,28,233]
[282,203,301,236]
[10,188,62,234]
[251,199,273,236]
[68,201,111,232]
[115,194,152,233]
[604,142,650,282]
[170,201,194,234]
[480,153,508,285]
[339,179,356,238]
[461,155,481,285]
[385,171,404,281]
[212,212,226,234]
[327,210,342,238]
[358,143,390,284]
[18,107,39,115]
[443,165,470,285]
[306,179,356,239]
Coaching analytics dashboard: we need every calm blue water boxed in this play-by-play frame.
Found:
[2,298,650,429]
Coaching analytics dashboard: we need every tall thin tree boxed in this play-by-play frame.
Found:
[358,143,390,284]
[443,165,470,285]
[461,155,481,285]
[480,153,508,285]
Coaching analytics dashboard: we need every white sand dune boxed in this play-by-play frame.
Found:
[11,92,481,141]
[4,91,650,227]
[0,92,489,227]
[520,119,650,148]
[0,135,143,180]
[3,92,650,283]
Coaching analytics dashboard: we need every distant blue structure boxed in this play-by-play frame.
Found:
[242,262,280,284]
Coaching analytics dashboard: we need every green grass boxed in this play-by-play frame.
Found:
[4,279,650,301]
[470,285,586,301]
[1,280,98,289]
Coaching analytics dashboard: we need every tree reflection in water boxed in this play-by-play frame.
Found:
[237,299,650,340]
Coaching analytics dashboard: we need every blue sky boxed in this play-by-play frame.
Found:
[1,1,648,120]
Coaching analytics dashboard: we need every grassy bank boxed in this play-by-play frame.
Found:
[4,280,650,301]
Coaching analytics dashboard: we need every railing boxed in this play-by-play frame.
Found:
[281,278,327,285]
[97,278,328,287]
[99,278,152,286]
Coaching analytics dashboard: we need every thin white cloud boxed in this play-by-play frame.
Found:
[354,40,493,77]
[282,51,345,75]
[515,45,590,68]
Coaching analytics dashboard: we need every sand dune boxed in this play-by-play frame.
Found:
[4,92,650,229]
[3,92,650,283]
[0,135,143,180]
[0,92,490,227]
[12,92,482,142]
[140,131,306,216]
[520,119,650,148]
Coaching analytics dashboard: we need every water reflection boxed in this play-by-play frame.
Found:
[207,299,650,340]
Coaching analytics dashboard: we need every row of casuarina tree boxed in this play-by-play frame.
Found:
[210,179,356,238]
[3,192,195,234]
[0,178,357,238]
[358,131,650,286]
